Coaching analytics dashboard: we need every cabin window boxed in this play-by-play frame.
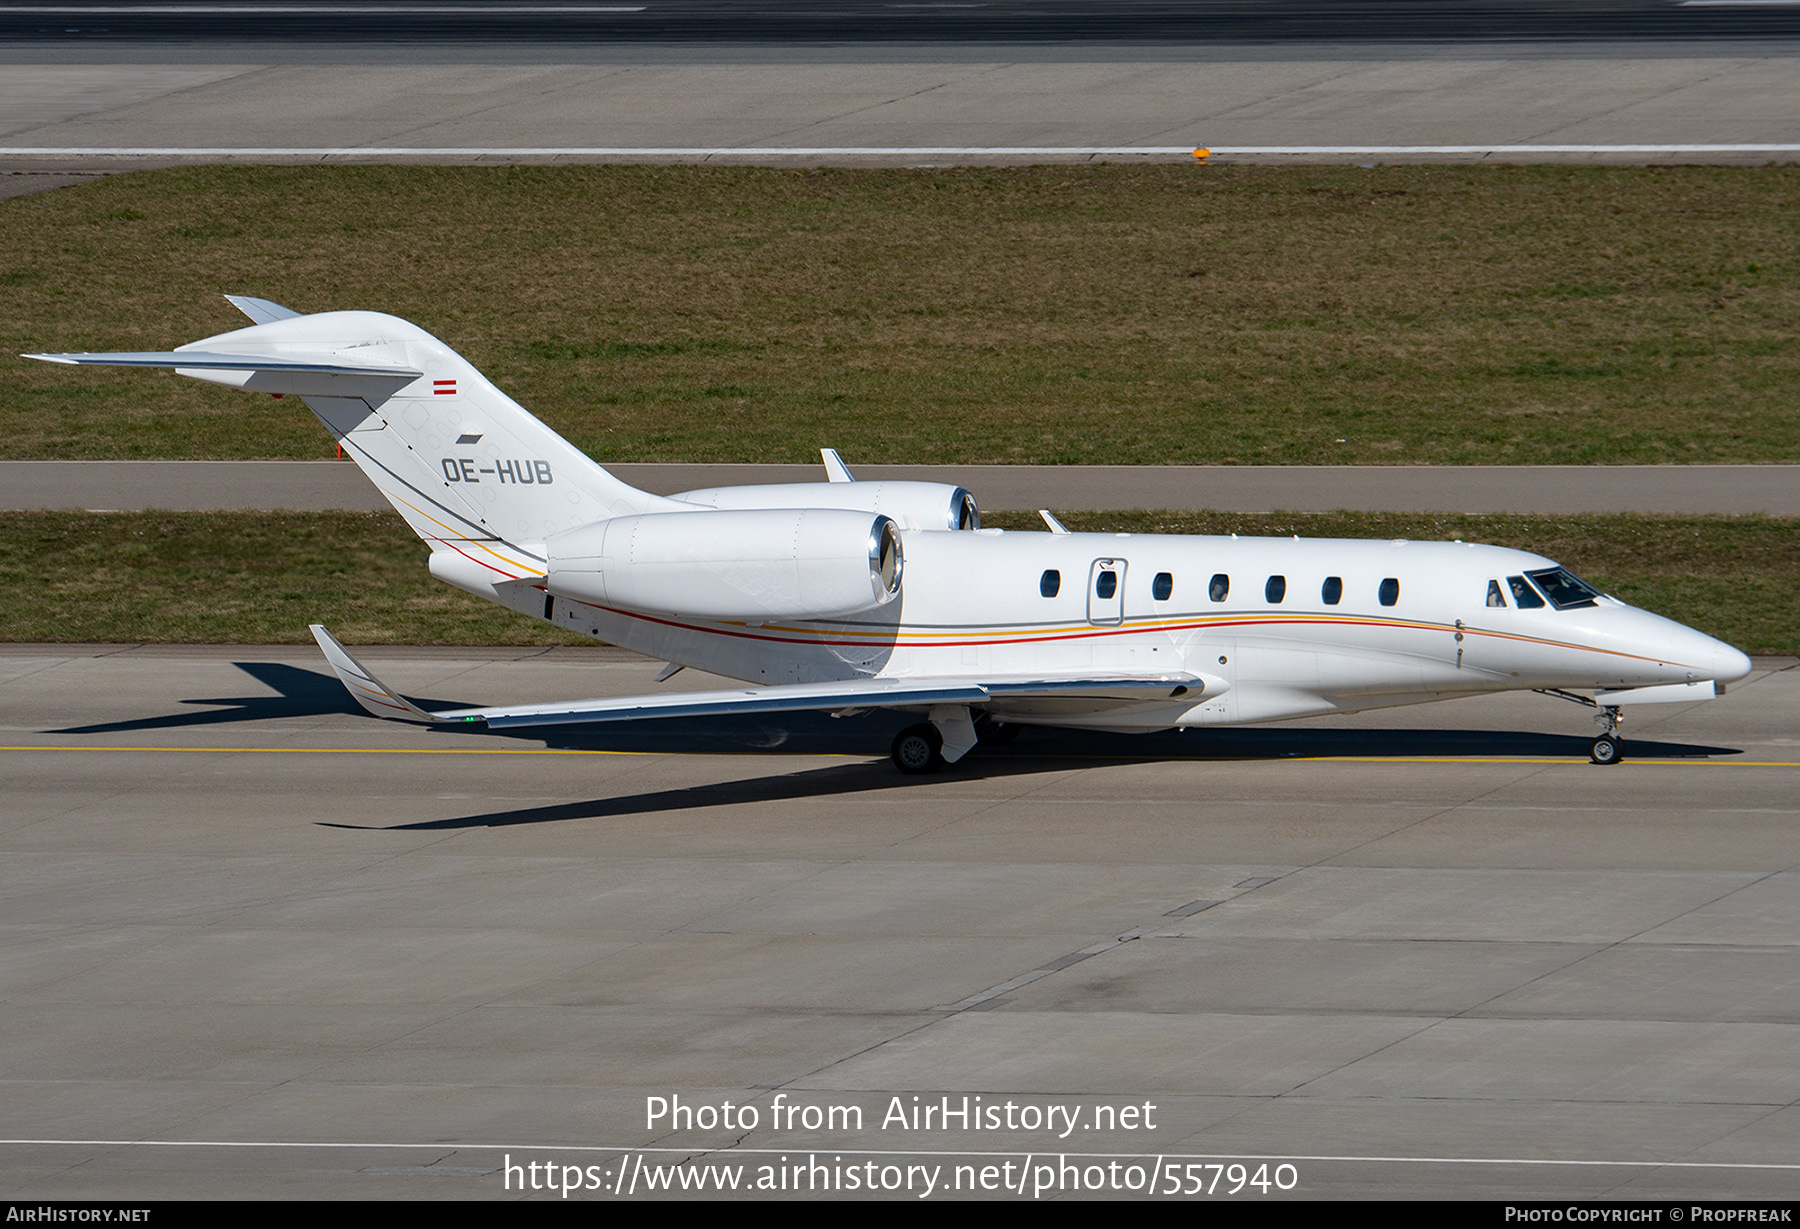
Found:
[1209,573,1230,602]
[1095,570,1118,600]
[1526,567,1602,610]
[1379,577,1400,607]
[1486,579,1507,608]
[1265,575,1287,603]
[1322,576,1342,605]
[1040,569,1061,598]
[1507,575,1545,609]
[1152,572,1173,601]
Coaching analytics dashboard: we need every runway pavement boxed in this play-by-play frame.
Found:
[0,642,1795,1199]
[5,1,1800,45]
[5,460,1799,515]
[3,37,1799,171]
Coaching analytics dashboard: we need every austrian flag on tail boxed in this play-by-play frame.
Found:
[434,379,456,395]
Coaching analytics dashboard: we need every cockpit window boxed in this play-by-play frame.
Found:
[1526,567,1601,610]
[1508,575,1546,609]
[1486,579,1507,608]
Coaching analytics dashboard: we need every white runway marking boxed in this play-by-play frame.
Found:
[6,144,1800,158]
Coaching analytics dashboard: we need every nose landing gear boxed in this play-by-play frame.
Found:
[1536,688,1631,766]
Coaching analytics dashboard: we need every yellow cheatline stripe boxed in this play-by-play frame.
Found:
[0,746,1793,766]
[735,613,1684,667]
[386,489,545,578]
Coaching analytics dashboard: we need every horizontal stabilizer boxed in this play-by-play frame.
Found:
[224,295,301,325]
[24,350,422,378]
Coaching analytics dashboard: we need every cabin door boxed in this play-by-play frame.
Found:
[1087,558,1126,626]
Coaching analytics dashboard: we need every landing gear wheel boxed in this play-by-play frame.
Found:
[1589,735,1624,766]
[891,723,944,774]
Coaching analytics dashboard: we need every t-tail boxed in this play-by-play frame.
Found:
[26,296,685,591]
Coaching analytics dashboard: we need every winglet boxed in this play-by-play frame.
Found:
[309,624,445,723]
[820,448,855,483]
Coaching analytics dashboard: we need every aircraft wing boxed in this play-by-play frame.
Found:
[311,625,1209,731]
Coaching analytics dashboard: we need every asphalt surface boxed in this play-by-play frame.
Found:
[3,1,1799,46]
[5,32,1799,170]
[6,460,1800,515]
[1,643,1795,1199]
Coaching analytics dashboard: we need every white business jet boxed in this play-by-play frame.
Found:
[29,299,1753,771]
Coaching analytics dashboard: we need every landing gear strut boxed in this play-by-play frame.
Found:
[1589,705,1625,766]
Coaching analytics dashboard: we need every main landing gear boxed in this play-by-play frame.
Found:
[889,709,1019,774]
[1589,705,1626,766]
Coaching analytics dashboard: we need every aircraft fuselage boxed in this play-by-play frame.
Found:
[548,530,1748,732]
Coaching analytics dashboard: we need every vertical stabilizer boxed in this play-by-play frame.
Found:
[29,309,685,580]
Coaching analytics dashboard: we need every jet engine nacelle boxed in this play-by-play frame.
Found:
[672,481,979,531]
[544,508,903,620]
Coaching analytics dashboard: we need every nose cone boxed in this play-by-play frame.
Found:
[1659,617,1753,684]
[1611,606,1753,686]
[1709,639,1754,684]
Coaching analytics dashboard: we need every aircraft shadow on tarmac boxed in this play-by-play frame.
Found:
[472,713,1738,765]
[53,661,476,734]
[347,710,1739,832]
[342,710,1743,830]
[44,661,1737,822]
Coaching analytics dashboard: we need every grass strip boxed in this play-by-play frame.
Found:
[2,509,1792,653]
[4,164,1799,465]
